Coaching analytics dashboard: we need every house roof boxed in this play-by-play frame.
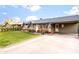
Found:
[31,15,79,24]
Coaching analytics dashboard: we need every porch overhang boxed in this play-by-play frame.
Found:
[31,21,79,24]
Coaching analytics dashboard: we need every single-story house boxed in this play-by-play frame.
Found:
[23,15,79,34]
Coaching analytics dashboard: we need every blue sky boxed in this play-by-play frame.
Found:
[0,5,79,24]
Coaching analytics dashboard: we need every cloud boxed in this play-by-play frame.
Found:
[26,16,39,21]
[12,17,23,24]
[11,5,19,8]
[22,5,41,12]
[0,5,6,8]
[21,5,28,8]
[2,12,7,15]
[64,6,79,15]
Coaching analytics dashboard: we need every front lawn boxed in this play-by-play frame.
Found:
[0,31,39,47]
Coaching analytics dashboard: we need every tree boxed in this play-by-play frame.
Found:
[4,18,13,31]
[4,18,13,25]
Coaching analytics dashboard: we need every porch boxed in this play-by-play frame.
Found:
[22,22,78,34]
[26,22,78,34]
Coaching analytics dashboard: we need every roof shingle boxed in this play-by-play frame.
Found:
[31,15,79,24]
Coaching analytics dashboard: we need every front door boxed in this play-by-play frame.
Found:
[55,24,59,33]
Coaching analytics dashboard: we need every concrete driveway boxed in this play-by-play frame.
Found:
[0,34,79,54]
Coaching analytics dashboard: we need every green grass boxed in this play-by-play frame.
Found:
[0,31,39,47]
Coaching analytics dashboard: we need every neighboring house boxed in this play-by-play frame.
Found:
[24,15,79,34]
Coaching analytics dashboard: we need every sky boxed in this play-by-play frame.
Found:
[0,5,79,24]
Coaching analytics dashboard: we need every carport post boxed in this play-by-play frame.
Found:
[78,24,79,37]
